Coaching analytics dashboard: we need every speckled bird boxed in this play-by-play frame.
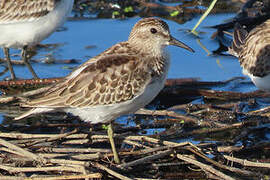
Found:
[15,17,194,163]
[0,0,74,79]
[230,19,270,91]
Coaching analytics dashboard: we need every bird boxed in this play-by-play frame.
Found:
[15,17,195,163]
[0,0,74,80]
[230,19,270,91]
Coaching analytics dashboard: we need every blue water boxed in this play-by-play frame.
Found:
[1,14,244,81]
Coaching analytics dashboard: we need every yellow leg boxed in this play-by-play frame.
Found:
[22,46,38,79]
[3,47,16,80]
[107,123,120,164]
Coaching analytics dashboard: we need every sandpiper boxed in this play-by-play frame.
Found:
[0,0,74,79]
[15,17,194,163]
[230,19,270,91]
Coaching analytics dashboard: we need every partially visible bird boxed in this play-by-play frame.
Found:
[230,19,270,91]
[0,0,74,79]
[15,17,194,163]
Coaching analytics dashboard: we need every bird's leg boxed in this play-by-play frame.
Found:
[3,47,16,80]
[107,123,120,164]
[21,46,38,79]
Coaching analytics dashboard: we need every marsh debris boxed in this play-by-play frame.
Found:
[0,77,270,179]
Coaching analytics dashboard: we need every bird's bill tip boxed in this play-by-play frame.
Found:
[169,36,195,53]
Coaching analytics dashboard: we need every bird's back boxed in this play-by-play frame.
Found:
[0,0,74,48]
[15,42,167,122]
[231,20,270,78]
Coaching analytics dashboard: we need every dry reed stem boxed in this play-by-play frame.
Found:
[0,138,46,164]
[123,139,152,149]
[176,154,235,180]
[94,162,133,180]
[135,109,227,128]
[186,147,255,176]
[0,176,24,180]
[118,149,173,169]
[26,129,78,147]
[0,164,85,174]
[25,173,102,180]
[36,147,110,153]
[224,155,270,168]
[0,132,88,139]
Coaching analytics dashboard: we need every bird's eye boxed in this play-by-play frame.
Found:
[150,28,157,34]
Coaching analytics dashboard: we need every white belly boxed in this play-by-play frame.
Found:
[66,52,170,124]
[243,69,270,91]
[0,0,74,49]
[18,73,168,123]
[65,74,168,124]
[250,74,270,91]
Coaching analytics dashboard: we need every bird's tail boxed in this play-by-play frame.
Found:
[14,108,54,120]
[229,23,248,57]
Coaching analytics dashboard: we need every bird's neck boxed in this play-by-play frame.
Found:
[149,54,170,76]
[129,42,170,76]
[105,41,170,76]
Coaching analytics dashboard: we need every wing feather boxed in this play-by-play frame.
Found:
[23,54,152,108]
[229,23,248,57]
[0,0,58,24]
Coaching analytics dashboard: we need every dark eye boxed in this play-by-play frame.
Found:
[150,28,157,34]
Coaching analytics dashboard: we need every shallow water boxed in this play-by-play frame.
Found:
[0,13,257,125]
[1,14,243,80]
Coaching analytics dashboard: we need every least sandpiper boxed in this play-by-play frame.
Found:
[230,20,270,91]
[15,17,194,163]
[0,0,74,79]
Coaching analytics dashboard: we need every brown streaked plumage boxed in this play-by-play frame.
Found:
[0,0,73,79]
[15,17,194,164]
[15,17,194,124]
[0,0,58,23]
[230,19,270,91]
[26,54,151,107]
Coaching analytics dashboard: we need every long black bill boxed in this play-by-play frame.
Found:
[169,36,195,53]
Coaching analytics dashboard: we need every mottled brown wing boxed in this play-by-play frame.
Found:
[0,0,58,24]
[242,44,270,77]
[230,23,248,56]
[238,20,270,77]
[24,54,152,108]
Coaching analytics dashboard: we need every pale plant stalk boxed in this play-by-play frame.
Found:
[191,0,218,36]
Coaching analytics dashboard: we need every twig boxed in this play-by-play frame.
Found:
[37,147,110,153]
[0,164,85,174]
[135,109,227,128]
[71,153,103,160]
[0,176,24,180]
[176,154,235,180]
[26,129,78,147]
[118,149,173,169]
[217,146,243,153]
[0,132,88,139]
[62,139,90,145]
[186,147,256,177]
[48,159,90,166]
[125,135,200,151]
[0,147,27,157]
[0,138,46,164]
[224,155,270,168]
[24,173,102,180]
[94,163,133,180]
[123,139,151,149]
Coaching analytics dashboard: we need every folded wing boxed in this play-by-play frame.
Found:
[0,0,58,24]
[23,54,152,108]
